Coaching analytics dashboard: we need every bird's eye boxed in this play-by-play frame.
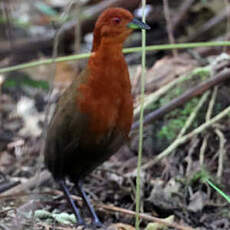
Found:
[112,17,121,24]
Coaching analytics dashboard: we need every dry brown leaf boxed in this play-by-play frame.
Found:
[144,54,198,93]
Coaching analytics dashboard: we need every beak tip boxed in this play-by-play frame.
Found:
[127,18,151,30]
[144,24,151,30]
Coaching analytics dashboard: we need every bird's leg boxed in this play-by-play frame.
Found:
[76,180,102,227]
[58,179,85,226]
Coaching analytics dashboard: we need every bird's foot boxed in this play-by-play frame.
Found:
[75,180,103,228]
[78,221,103,230]
[92,219,103,228]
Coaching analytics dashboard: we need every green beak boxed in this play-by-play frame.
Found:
[127,18,151,30]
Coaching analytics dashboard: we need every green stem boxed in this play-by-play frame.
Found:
[135,1,146,229]
[205,179,230,203]
[1,41,230,74]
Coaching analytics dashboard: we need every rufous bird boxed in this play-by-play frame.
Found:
[45,7,150,227]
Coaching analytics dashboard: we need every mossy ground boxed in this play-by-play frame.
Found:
[147,67,213,150]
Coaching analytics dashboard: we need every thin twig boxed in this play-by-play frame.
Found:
[163,0,178,57]
[199,135,208,166]
[185,137,200,177]
[177,91,210,138]
[142,105,230,170]
[206,86,218,121]
[215,128,226,182]
[199,86,218,165]
[97,204,195,230]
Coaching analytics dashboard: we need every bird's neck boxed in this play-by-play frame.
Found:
[89,41,126,76]
[87,41,130,92]
[94,42,123,59]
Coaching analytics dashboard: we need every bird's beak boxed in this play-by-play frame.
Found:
[127,18,151,30]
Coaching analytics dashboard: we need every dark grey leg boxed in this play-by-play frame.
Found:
[76,180,102,227]
[58,179,85,225]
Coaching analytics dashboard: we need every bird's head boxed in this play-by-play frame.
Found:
[92,7,150,51]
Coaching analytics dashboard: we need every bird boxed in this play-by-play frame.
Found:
[44,7,150,227]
